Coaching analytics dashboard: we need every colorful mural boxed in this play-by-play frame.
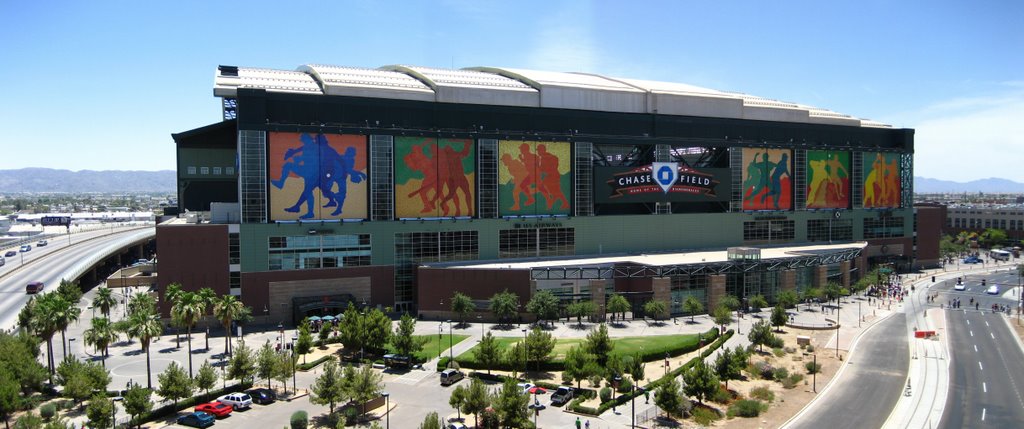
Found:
[805,150,850,209]
[862,152,901,208]
[498,141,571,216]
[741,148,792,210]
[394,137,476,218]
[267,132,368,220]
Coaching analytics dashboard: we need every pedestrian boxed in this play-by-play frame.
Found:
[576,416,581,429]
[585,420,590,429]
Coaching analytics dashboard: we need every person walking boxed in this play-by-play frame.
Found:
[576,416,582,429]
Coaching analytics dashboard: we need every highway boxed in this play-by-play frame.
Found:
[0,226,153,330]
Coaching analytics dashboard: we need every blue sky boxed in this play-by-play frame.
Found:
[1,0,1021,182]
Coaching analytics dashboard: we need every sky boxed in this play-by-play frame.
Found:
[1,0,1021,182]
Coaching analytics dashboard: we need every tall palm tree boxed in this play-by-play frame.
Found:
[29,294,60,382]
[126,310,163,389]
[51,294,81,361]
[93,287,117,318]
[197,287,216,350]
[127,292,157,317]
[83,317,117,366]
[171,291,206,378]
[213,295,248,357]
[165,283,184,345]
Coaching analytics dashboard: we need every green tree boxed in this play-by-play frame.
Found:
[51,294,80,363]
[771,305,788,332]
[474,332,501,375]
[338,303,364,352]
[824,282,842,305]
[525,290,560,327]
[13,412,43,429]
[626,352,646,385]
[748,320,774,353]
[776,290,799,309]
[0,367,19,429]
[803,287,823,308]
[504,342,526,379]
[462,378,491,429]
[644,299,669,322]
[606,294,631,322]
[567,301,596,326]
[319,323,332,344]
[194,360,218,395]
[227,340,256,384]
[156,361,192,408]
[93,287,117,319]
[63,371,94,406]
[170,288,207,378]
[714,348,742,389]
[349,363,384,418]
[123,384,153,429]
[720,295,741,312]
[391,313,422,358]
[488,290,520,326]
[296,321,314,364]
[55,280,83,307]
[362,309,393,354]
[449,385,467,422]
[525,327,555,371]
[450,292,476,327]
[980,228,1008,248]
[563,346,597,389]
[417,411,443,429]
[584,323,614,367]
[83,317,117,366]
[492,379,529,429]
[748,294,769,312]
[275,352,296,395]
[310,358,344,415]
[27,294,60,380]
[0,331,47,396]
[683,296,703,322]
[125,310,162,389]
[257,341,277,390]
[654,376,684,419]
[213,294,249,357]
[683,359,719,405]
[84,394,113,429]
[712,304,733,333]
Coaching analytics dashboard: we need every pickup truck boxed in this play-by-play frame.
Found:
[551,387,573,405]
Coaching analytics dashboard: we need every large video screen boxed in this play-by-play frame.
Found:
[498,141,571,216]
[862,152,901,208]
[805,150,850,209]
[267,132,368,220]
[740,148,792,211]
[394,137,476,218]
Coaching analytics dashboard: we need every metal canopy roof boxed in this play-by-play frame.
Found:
[213,63,890,128]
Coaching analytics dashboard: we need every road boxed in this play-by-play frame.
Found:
[940,308,1024,428]
[787,313,909,429]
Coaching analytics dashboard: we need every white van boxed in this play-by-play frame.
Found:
[439,369,464,386]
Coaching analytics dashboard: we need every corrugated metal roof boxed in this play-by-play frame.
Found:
[213,67,322,97]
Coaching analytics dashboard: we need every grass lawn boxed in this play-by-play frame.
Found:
[386,333,469,363]
[455,332,708,366]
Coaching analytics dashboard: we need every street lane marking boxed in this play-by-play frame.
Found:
[979,362,984,370]
[982,408,986,421]
[975,345,978,352]
[985,321,989,327]
[967,319,970,325]
[984,382,987,393]
[970,330,974,337]
[991,333,995,339]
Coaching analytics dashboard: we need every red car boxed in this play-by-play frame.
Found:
[194,401,233,418]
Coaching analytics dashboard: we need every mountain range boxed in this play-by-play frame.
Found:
[0,168,176,193]
[0,168,1021,194]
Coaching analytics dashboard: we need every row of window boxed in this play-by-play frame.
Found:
[268,234,372,271]
[949,218,1022,230]
[186,166,235,176]
[743,217,904,242]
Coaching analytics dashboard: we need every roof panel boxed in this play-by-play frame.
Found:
[297,64,434,101]
[213,67,322,97]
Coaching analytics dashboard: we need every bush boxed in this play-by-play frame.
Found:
[728,399,767,418]
[297,355,333,371]
[772,347,785,357]
[805,361,822,374]
[772,367,790,382]
[784,346,797,354]
[691,405,722,426]
[290,410,308,429]
[782,373,804,389]
[39,403,56,421]
[679,399,693,417]
[767,335,785,349]
[711,386,733,404]
[753,361,774,380]
[806,345,815,353]
[617,377,633,394]
[599,387,612,403]
[749,386,775,402]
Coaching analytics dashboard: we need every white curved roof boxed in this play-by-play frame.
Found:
[213,63,890,128]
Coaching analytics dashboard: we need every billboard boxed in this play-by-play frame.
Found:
[498,141,571,216]
[862,152,901,208]
[268,132,368,220]
[594,165,730,204]
[394,137,476,218]
[806,150,850,209]
[740,148,792,210]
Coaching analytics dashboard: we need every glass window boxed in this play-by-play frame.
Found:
[863,217,906,239]
[743,220,794,242]
[807,219,853,242]
[213,167,223,175]
[499,228,575,258]
[267,234,371,271]
[200,167,210,175]
[187,166,197,175]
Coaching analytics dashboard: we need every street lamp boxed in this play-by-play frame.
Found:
[612,374,621,413]
[447,320,454,364]
[382,392,390,429]
[291,336,297,395]
[67,338,76,359]
[263,305,269,332]
[477,314,484,340]
[438,323,443,359]
[521,328,528,380]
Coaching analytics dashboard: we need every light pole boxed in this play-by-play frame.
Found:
[67,338,76,359]
[382,392,390,429]
[291,336,297,395]
[521,328,528,380]
[612,374,621,413]
[836,305,841,358]
[813,353,817,392]
[477,315,484,340]
[263,306,269,333]
[438,323,443,359]
[447,320,454,364]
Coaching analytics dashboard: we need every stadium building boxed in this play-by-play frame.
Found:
[161,64,915,324]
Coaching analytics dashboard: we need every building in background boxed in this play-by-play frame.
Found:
[160,64,915,324]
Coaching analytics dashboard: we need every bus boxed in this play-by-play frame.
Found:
[989,249,1011,261]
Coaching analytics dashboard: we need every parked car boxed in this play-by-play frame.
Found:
[176,412,215,428]
[19,245,31,252]
[447,423,467,429]
[963,256,982,264]
[36,240,47,247]
[551,387,574,405]
[25,281,44,294]
[216,393,253,410]
[440,369,464,386]
[195,401,233,418]
[987,285,1000,295]
[245,387,276,405]
[954,283,966,291]
[516,382,535,394]
[4,250,15,257]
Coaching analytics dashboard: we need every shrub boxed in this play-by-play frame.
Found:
[599,387,612,403]
[753,361,774,380]
[772,367,790,382]
[806,345,815,353]
[617,377,633,394]
[728,399,767,418]
[784,346,797,354]
[679,399,693,417]
[711,386,732,404]
[767,335,785,349]
[749,386,775,402]
[40,403,56,421]
[691,405,722,426]
[290,411,308,429]
[805,361,822,374]
[782,373,804,389]
[772,347,785,357]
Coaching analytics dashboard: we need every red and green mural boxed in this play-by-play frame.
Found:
[741,148,792,210]
[394,137,475,218]
[805,150,850,209]
[498,141,571,216]
[268,132,368,220]
[862,152,901,208]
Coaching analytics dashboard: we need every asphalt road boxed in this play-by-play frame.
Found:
[940,309,1024,428]
[788,313,909,429]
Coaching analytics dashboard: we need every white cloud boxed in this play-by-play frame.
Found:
[908,88,1024,182]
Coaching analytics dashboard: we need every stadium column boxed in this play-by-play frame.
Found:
[652,277,671,307]
[708,274,727,312]
[589,280,607,322]
[840,260,852,288]
[813,265,828,289]
[780,270,797,294]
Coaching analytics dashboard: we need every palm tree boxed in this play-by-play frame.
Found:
[93,287,117,318]
[171,291,206,378]
[126,310,163,389]
[127,292,157,317]
[83,317,118,366]
[165,283,184,345]
[213,295,248,357]
[29,294,60,381]
[52,294,81,361]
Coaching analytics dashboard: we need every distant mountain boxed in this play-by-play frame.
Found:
[0,168,176,193]
[915,177,1024,194]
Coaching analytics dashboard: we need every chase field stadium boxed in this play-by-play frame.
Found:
[160,63,914,323]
